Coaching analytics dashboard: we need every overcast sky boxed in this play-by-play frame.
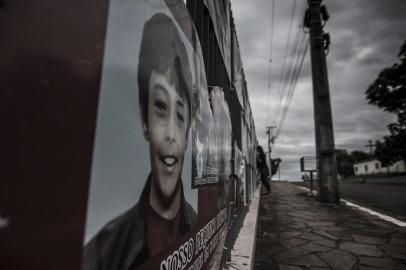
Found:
[231,0,406,181]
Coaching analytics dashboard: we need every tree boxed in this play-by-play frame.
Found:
[366,39,406,165]
[335,149,354,178]
[349,150,373,163]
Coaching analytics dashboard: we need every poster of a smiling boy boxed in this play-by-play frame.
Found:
[82,13,197,270]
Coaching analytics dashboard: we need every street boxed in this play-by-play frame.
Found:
[297,176,406,223]
[340,178,406,223]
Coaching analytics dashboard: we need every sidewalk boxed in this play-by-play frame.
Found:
[254,181,406,270]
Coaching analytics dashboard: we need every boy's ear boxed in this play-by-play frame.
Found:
[140,105,149,141]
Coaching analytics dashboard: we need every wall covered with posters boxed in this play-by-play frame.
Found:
[0,0,258,269]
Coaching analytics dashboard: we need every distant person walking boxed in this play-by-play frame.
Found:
[256,146,271,194]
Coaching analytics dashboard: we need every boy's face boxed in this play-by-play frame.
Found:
[142,69,189,199]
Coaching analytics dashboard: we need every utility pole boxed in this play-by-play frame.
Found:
[305,0,339,203]
[365,140,376,154]
[266,126,276,179]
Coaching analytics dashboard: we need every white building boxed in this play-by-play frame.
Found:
[353,159,406,176]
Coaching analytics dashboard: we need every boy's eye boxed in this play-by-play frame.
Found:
[177,111,185,123]
[154,100,167,112]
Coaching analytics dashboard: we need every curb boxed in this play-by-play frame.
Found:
[227,185,262,269]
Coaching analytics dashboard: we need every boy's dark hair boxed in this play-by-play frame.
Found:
[138,13,192,128]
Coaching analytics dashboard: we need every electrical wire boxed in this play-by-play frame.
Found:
[275,38,309,139]
[267,0,276,89]
[266,0,276,122]
[275,33,305,138]
[273,0,297,126]
[271,0,308,140]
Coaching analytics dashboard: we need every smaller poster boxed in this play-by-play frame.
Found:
[210,86,232,208]
[191,69,218,187]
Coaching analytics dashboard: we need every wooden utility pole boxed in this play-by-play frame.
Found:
[306,0,339,203]
[365,140,376,154]
[266,126,276,179]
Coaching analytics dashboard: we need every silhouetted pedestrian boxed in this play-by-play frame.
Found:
[256,146,271,194]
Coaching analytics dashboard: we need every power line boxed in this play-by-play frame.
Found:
[266,0,276,124]
[281,28,307,114]
[267,0,276,89]
[276,35,309,138]
[274,30,302,132]
[271,0,308,139]
[281,23,302,106]
[273,0,297,126]
[275,38,309,138]
[281,24,303,100]
[272,0,306,128]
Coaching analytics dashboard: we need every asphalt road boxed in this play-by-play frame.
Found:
[340,180,406,222]
[296,176,406,222]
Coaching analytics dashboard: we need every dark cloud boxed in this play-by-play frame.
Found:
[232,0,405,180]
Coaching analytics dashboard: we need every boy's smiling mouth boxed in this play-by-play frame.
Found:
[161,155,177,167]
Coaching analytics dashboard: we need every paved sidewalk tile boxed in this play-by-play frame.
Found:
[254,182,406,270]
